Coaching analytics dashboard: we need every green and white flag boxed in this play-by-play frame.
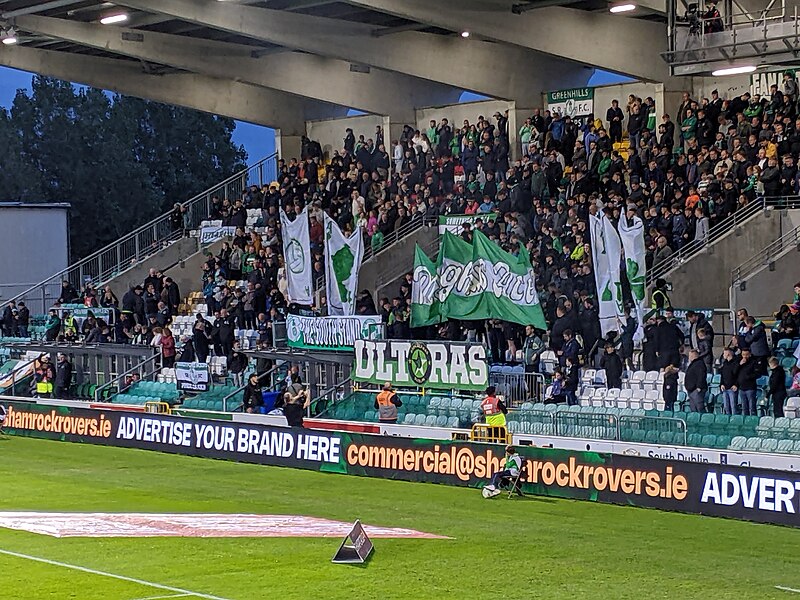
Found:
[410,244,441,328]
[438,214,497,235]
[618,215,647,343]
[323,213,364,316]
[279,206,312,305]
[590,213,624,336]
[411,230,547,329]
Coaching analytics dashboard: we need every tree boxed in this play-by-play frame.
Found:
[0,75,248,260]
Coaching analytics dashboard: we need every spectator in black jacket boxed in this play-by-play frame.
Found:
[242,374,263,414]
[684,349,708,412]
[719,348,740,415]
[654,314,683,368]
[662,364,679,411]
[564,356,580,406]
[696,328,713,372]
[600,343,623,389]
[743,316,769,375]
[737,349,759,416]
[768,357,787,418]
[227,341,248,388]
[54,353,73,399]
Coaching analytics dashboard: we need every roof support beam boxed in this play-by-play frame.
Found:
[2,0,85,19]
[0,44,321,132]
[116,0,591,103]
[15,14,462,122]
[342,0,670,81]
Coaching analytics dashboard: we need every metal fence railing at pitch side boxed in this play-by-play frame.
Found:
[554,411,620,440]
[1,154,278,316]
[647,196,800,285]
[618,416,688,447]
[730,225,800,286]
[489,372,546,407]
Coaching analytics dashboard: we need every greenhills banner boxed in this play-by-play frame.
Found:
[286,314,383,351]
[411,230,546,330]
[438,214,497,235]
[352,339,488,391]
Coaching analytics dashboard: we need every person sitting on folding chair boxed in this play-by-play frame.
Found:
[482,445,523,498]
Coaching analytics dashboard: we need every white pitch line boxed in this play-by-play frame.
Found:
[776,586,800,594]
[0,548,233,600]
[132,595,192,600]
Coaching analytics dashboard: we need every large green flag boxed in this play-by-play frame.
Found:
[410,244,441,328]
[412,230,547,329]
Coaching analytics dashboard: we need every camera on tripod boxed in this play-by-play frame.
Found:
[678,3,703,36]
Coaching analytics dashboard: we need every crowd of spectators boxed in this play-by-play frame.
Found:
[5,79,800,414]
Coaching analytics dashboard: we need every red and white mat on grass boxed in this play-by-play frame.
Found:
[0,512,448,539]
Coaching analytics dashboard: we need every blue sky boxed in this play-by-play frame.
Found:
[0,66,632,163]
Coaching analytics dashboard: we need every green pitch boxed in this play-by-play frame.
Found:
[1,435,799,599]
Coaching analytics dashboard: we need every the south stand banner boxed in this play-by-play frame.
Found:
[6,400,800,528]
[286,314,383,351]
[352,339,489,392]
[411,229,547,330]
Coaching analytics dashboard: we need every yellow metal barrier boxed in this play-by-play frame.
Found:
[470,424,510,444]
[145,401,171,415]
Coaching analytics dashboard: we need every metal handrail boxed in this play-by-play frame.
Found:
[310,377,353,417]
[222,363,282,412]
[93,351,162,402]
[731,224,800,284]
[1,153,278,314]
[648,196,800,284]
[374,235,440,290]
[362,214,436,262]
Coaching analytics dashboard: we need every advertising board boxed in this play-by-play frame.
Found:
[5,400,800,528]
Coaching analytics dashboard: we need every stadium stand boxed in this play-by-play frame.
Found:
[3,89,800,458]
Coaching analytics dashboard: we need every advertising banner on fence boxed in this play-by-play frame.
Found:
[175,362,210,392]
[286,314,383,351]
[546,87,594,119]
[6,400,800,528]
[438,214,497,235]
[352,339,489,391]
[199,226,236,245]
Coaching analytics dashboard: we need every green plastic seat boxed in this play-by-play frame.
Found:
[729,435,746,450]
[711,414,729,435]
[687,433,703,447]
[744,437,761,452]
[760,438,779,453]
[771,417,791,438]
[756,417,775,437]
[644,430,659,444]
[715,435,732,449]
[686,412,701,428]
[659,431,674,445]
[402,413,416,425]
[788,419,800,440]
[700,434,716,448]
[776,439,794,454]
[742,416,760,435]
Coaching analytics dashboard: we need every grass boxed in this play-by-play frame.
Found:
[0,435,799,599]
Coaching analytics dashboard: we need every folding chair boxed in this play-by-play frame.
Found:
[505,468,527,499]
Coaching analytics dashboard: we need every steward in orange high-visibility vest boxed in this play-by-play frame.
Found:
[480,386,508,427]
[374,382,403,423]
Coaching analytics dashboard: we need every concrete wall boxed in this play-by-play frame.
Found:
[106,236,199,296]
[0,204,69,301]
[731,244,800,318]
[305,114,388,160]
[359,224,438,301]
[665,208,800,309]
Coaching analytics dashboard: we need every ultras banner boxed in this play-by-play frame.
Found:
[352,339,489,391]
[5,400,800,528]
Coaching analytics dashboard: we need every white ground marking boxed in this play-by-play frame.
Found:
[0,548,233,600]
[776,586,800,594]
[132,595,192,600]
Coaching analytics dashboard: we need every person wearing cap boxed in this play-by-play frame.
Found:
[54,352,73,399]
[482,445,523,498]
[374,382,402,424]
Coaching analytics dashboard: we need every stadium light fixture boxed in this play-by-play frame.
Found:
[100,13,129,25]
[1,27,17,45]
[460,31,470,38]
[711,65,757,76]
[609,3,636,13]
